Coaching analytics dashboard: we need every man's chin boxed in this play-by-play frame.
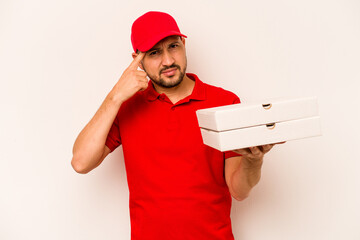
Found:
[160,79,182,88]
[149,70,185,88]
[154,76,182,88]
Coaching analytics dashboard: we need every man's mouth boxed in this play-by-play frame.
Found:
[161,67,178,77]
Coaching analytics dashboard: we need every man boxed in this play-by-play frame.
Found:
[72,11,282,240]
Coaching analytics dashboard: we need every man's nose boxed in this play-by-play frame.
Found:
[161,50,175,66]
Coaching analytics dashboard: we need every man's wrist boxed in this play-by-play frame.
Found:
[106,91,125,108]
[242,156,263,170]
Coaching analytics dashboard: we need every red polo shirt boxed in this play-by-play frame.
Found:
[106,73,241,240]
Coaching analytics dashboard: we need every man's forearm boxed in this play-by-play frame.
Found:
[71,52,148,174]
[230,157,263,201]
[71,92,123,173]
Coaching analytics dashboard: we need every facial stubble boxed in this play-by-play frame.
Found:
[143,59,187,89]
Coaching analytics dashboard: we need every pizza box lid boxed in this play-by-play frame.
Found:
[196,96,319,132]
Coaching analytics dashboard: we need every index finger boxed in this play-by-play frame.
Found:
[129,52,145,69]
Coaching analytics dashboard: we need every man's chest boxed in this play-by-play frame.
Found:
[119,103,204,152]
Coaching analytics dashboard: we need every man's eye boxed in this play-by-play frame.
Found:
[170,44,179,48]
[149,50,158,56]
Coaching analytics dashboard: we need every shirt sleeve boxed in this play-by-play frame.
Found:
[105,114,122,152]
[224,95,242,159]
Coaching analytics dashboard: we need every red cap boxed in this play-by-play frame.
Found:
[131,11,187,52]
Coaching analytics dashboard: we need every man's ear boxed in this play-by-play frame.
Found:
[181,37,186,46]
[132,52,144,70]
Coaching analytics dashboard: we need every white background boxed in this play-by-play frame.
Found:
[1,0,359,239]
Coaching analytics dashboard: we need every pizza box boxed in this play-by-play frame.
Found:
[196,96,318,131]
[196,97,321,151]
[199,116,321,151]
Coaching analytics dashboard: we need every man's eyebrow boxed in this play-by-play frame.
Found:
[147,39,181,52]
[147,47,161,53]
[169,40,180,45]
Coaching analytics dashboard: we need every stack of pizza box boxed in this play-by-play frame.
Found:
[196,96,322,151]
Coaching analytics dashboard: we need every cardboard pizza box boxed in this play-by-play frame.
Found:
[199,116,321,151]
[196,97,321,151]
[196,96,318,132]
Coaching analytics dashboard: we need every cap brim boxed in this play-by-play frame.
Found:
[137,31,187,52]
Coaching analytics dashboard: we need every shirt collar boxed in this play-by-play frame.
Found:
[144,73,206,102]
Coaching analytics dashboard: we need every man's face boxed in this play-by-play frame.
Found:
[140,35,187,88]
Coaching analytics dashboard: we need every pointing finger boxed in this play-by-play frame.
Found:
[129,52,145,69]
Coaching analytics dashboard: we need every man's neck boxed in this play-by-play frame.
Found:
[152,74,195,104]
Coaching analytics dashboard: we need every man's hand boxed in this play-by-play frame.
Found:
[232,142,286,168]
[110,52,148,104]
[225,141,286,200]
